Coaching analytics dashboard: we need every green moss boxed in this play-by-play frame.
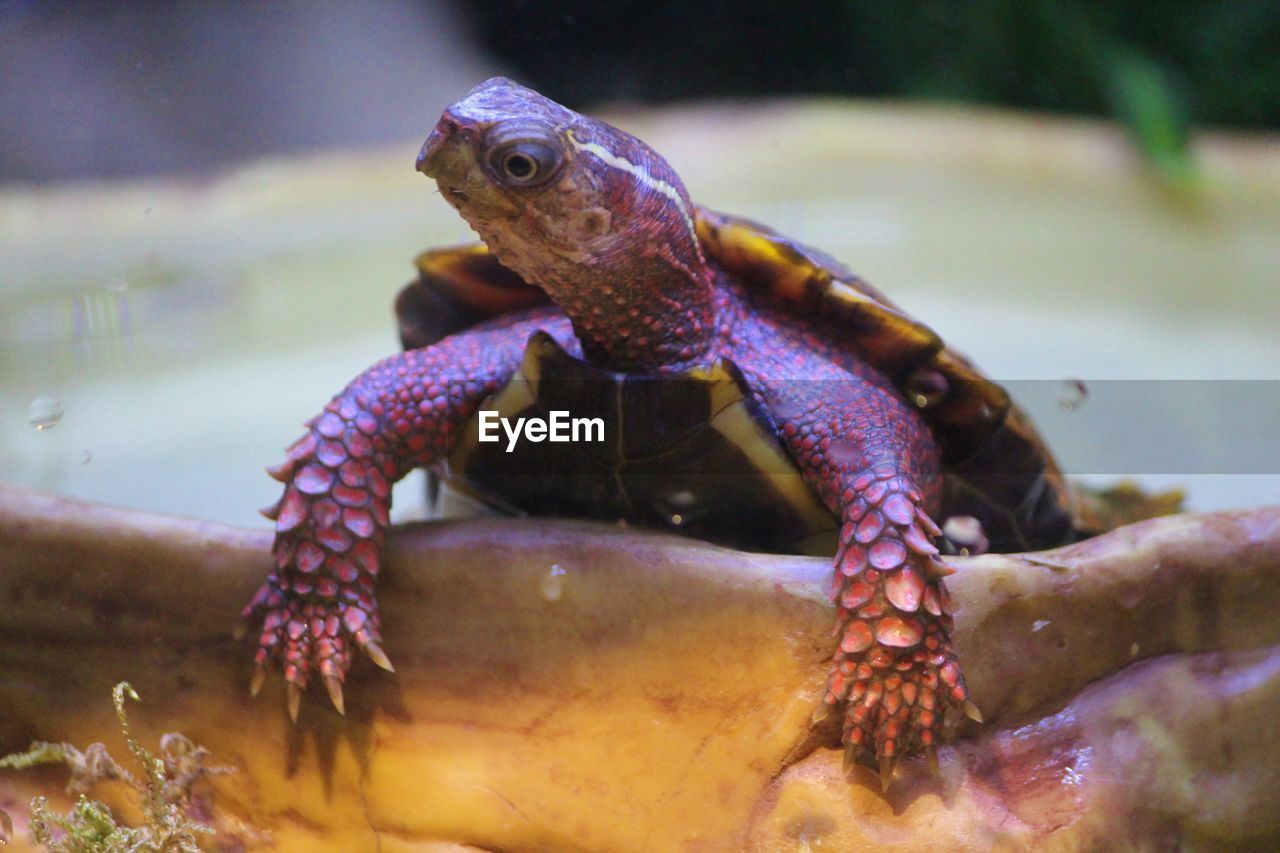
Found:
[0,682,234,852]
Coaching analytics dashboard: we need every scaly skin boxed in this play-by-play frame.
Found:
[243,308,572,717]
[718,287,970,780]
[248,269,968,778]
[245,77,975,784]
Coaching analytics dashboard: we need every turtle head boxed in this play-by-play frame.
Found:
[418,78,714,370]
[417,78,577,225]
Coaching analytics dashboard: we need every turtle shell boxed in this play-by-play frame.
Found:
[444,331,840,554]
[692,206,1078,551]
[396,244,548,351]
[397,210,1081,553]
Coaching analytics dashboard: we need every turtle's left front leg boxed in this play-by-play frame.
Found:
[766,378,978,788]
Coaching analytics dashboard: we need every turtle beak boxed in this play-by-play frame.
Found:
[417,114,470,180]
[417,108,517,217]
[416,126,448,178]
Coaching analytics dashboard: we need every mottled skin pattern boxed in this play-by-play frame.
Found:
[243,78,974,782]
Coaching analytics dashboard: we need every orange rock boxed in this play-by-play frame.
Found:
[1,485,1277,850]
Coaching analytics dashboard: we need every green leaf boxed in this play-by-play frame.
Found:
[1106,50,1197,188]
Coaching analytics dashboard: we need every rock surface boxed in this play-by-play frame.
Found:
[0,484,1278,850]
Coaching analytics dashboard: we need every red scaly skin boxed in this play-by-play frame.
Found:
[714,291,968,778]
[243,308,572,716]
[245,77,972,783]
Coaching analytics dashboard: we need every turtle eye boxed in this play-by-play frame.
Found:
[503,151,536,180]
[490,141,561,187]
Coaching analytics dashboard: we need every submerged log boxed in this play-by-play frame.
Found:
[0,484,1277,850]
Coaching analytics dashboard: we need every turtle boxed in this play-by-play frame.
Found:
[242,77,1081,784]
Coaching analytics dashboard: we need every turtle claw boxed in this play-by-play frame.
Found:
[842,742,859,777]
[287,682,302,723]
[362,640,395,672]
[249,665,267,698]
[241,562,387,722]
[879,755,896,792]
[963,699,984,723]
[324,675,346,716]
[265,460,293,483]
[825,478,972,790]
[812,701,832,724]
[930,559,959,578]
[925,743,940,775]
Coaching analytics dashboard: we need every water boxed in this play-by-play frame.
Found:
[1058,379,1088,412]
[540,564,568,601]
[0,99,1277,853]
[27,396,63,431]
[1,105,1278,527]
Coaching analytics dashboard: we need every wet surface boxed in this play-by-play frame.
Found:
[2,102,1278,526]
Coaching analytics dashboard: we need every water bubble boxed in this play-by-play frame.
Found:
[657,491,699,529]
[904,367,949,409]
[665,489,697,509]
[1032,619,1051,632]
[1058,378,1088,412]
[105,276,128,293]
[942,515,987,555]
[28,396,64,430]
[540,564,568,601]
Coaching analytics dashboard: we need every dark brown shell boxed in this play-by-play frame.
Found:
[396,213,1082,552]
[693,205,1079,550]
[445,331,840,554]
[396,245,548,351]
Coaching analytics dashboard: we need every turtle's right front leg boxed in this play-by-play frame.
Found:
[761,374,977,789]
[242,312,570,719]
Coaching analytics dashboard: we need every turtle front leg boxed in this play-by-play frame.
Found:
[770,379,976,787]
[242,313,569,719]
[821,463,978,787]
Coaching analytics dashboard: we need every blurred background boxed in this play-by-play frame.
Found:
[4,0,1279,183]
[2,0,1278,526]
